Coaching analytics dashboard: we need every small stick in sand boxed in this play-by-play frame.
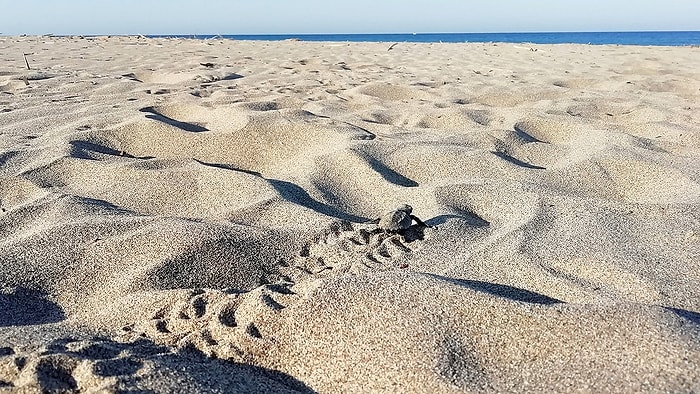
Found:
[23,53,30,70]
[387,42,398,51]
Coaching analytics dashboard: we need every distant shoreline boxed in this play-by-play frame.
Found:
[146,31,700,46]
[5,31,700,46]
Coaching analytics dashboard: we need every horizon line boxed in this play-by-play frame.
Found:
[3,29,700,37]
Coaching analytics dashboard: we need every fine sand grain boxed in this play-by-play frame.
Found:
[0,36,699,392]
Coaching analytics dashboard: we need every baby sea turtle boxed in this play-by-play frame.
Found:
[377,204,428,233]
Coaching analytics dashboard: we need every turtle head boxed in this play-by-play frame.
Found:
[397,204,412,214]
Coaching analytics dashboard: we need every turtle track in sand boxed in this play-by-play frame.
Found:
[0,219,429,392]
[120,219,427,358]
[281,219,426,281]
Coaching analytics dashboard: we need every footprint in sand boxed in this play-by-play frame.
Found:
[0,335,301,392]
[0,339,160,392]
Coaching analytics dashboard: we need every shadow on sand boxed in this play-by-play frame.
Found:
[427,274,563,305]
[0,287,66,326]
[9,336,316,393]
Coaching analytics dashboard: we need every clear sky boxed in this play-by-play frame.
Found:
[1,0,699,36]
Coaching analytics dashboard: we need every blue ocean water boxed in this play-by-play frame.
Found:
[155,31,700,46]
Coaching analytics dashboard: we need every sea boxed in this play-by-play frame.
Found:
[155,31,700,46]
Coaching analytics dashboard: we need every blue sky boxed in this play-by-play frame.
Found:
[1,0,699,35]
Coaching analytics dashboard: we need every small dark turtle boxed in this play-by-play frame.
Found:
[377,204,428,233]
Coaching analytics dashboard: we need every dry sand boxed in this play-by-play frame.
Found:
[0,35,699,392]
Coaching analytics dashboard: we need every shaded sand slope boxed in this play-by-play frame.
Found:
[0,36,699,392]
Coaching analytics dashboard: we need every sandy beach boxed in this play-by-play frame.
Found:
[0,35,699,392]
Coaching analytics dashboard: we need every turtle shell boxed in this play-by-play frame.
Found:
[378,209,413,231]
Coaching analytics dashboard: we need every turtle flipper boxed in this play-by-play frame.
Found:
[409,214,430,228]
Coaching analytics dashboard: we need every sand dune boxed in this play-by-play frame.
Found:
[0,36,699,392]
